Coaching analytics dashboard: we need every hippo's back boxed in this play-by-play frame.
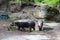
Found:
[14,19,35,27]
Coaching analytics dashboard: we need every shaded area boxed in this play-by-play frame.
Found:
[43,27,53,31]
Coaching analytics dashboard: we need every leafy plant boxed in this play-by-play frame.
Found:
[7,25,17,31]
[9,17,17,22]
[38,0,59,5]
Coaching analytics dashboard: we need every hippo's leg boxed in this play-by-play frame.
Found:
[17,26,20,30]
[39,25,43,31]
[39,26,42,31]
[33,27,35,31]
[29,27,32,32]
[39,22,43,31]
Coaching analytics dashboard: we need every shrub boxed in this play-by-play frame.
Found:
[9,17,17,22]
[7,25,17,31]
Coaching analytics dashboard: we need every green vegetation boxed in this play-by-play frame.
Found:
[42,0,59,5]
[4,0,11,3]
[7,25,17,31]
[9,17,17,22]
[4,0,59,5]
[15,0,21,3]
[11,0,59,4]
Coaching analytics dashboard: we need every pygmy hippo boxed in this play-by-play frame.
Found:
[37,19,43,31]
[11,19,35,32]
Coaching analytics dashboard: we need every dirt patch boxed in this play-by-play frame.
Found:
[0,19,11,30]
